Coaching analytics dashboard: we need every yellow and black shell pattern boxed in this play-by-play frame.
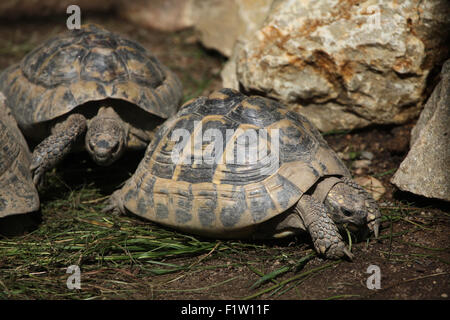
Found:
[0,24,182,128]
[119,89,350,238]
[0,93,39,218]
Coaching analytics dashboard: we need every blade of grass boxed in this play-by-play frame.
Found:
[246,264,280,286]
[250,265,291,290]
[373,168,396,178]
[243,260,341,300]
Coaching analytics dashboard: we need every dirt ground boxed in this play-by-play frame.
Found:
[0,15,448,300]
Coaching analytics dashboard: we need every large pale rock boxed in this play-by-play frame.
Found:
[224,0,450,131]
[118,0,196,32]
[194,0,274,57]
[118,0,274,55]
[391,60,450,201]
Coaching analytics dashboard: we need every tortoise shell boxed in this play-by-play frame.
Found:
[0,93,39,218]
[118,89,350,238]
[0,24,182,129]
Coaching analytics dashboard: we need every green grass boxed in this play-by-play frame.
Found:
[0,167,288,299]
[1,164,448,299]
[0,193,229,298]
[0,168,325,299]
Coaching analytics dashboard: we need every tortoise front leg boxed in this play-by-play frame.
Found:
[31,113,87,187]
[295,195,353,260]
[102,189,126,216]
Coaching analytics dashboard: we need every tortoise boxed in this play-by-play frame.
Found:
[105,89,381,259]
[0,24,183,186]
[0,92,39,221]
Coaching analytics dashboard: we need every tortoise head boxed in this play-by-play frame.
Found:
[324,177,381,238]
[85,109,127,166]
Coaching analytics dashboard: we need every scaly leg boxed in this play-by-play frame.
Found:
[31,113,87,187]
[102,189,126,216]
[296,194,353,260]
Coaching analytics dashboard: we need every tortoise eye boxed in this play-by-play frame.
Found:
[342,209,353,217]
[111,142,119,154]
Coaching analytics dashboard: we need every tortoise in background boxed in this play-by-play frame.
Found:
[106,89,381,259]
[0,92,40,234]
[0,24,183,186]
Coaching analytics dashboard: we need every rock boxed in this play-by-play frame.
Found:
[337,152,348,161]
[391,60,450,201]
[194,0,274,57]
[225,0,450,131]
[353,160,372,169]
[222,52,240,89]
[117,0,274,56]
[354,176,386,201]
[361,151,374,161]
[118,0,196,32]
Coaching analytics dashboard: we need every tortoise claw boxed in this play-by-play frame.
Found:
[367,213,381,239]
[372,222,379,239]
[342,247,354,261]
[322,242,354,260]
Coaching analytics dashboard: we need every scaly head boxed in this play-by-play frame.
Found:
[324,177,381,238]
[85,107,127,166]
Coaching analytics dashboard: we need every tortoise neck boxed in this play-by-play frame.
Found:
[95,106,121,120]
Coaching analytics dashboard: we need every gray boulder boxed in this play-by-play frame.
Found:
[391,59,450,201]
[118,0,197,32]
[194,0,274,57]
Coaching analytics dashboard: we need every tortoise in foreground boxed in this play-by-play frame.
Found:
[106,89,381,259]
[0,24,183,186]
[0,92,39,221]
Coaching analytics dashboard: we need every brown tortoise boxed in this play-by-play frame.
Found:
[106,89,381,259]
[0,92,39,220]
[0,24,183,186]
